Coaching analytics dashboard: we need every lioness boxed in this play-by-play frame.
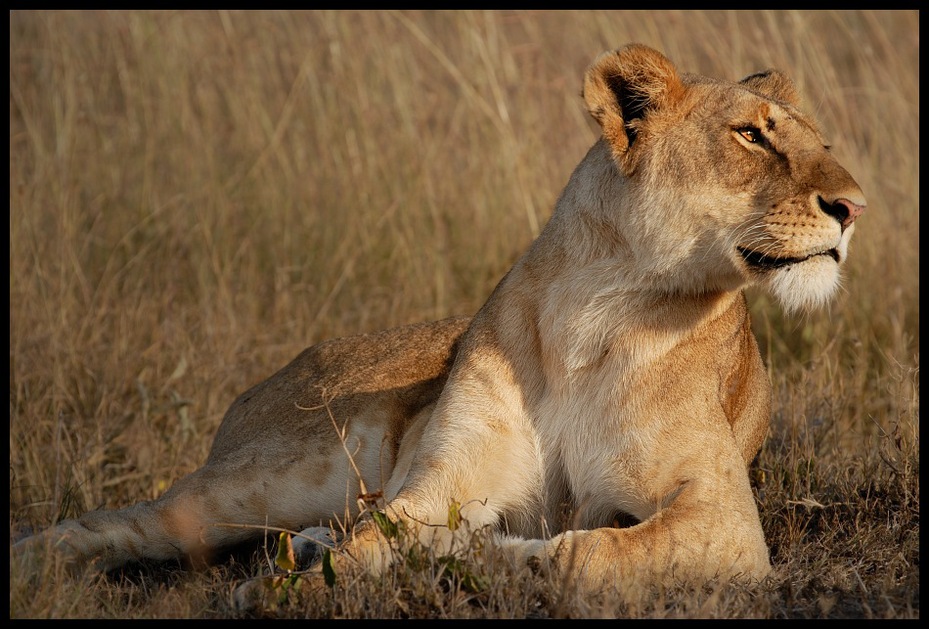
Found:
[14,44,865,598]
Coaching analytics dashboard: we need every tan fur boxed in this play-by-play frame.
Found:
[15,45,865,598]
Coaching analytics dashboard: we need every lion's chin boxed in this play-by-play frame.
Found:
[761,255,842,314]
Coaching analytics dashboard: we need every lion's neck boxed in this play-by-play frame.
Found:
[488,139,748,377]
[539,276,743,377]
[534,139,745,298]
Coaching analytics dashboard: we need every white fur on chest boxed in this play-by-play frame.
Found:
[529,267,730,526]
[534,291,683,525]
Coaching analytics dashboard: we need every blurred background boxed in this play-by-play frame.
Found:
[9,9,918,548]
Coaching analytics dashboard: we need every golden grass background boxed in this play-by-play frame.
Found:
[9,10,918,618]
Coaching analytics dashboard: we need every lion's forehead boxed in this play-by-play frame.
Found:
[683,79,824,138]
[755,102,825,144]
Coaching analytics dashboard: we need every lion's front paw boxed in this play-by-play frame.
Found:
[292,526,341,567]
[489,534,553,577]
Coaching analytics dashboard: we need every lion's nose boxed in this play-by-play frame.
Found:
[819,196,866,231]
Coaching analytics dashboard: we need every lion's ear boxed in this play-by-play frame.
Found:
[582,44,685,169]
[739,70,800,106]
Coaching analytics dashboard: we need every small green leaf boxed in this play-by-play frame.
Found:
[275,531,296,572]
[371,510,399,539]
[269,573,302,604]
[438,555,489,593]
[322,548,336,587]
[447,500,462,531]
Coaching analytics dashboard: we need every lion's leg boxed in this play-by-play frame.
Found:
[497,450,771,593]
[233,375,540,610]
[327,372,543,576]
[13,448,369,572]
[14,468,255,571]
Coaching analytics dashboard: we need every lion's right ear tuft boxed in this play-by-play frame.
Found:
[582,44,684,171]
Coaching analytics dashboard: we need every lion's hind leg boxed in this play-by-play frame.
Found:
[12,456,351,573]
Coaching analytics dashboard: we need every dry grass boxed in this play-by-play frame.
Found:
[9,10,918,618]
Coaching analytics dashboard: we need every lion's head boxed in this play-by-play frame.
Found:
[582,44,866,313]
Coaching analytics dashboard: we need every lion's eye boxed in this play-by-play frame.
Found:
[737,127,762,144]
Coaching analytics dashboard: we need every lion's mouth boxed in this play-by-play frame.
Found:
[738,246,840,270]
